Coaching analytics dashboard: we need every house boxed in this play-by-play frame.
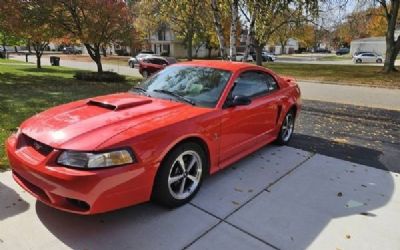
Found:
[148,25,218,58]
[350,29,400,56]
[264,38,299,54]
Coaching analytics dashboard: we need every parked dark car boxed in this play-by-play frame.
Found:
[139,56,177,78]
[0,47,5,58]
[336,48,350,55]
[246,52,276,62]
[63,47,82,54]
[314,48,331,53]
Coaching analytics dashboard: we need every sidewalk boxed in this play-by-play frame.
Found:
[1,146,399,250]
[11,54,142,78]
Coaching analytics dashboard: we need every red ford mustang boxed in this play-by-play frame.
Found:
[6,61,301,214]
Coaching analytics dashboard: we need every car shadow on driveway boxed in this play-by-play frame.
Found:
[0,182,29,221]
[290,133,388,171]
[35,201,218,250]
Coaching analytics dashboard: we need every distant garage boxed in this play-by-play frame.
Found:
[350,29,400,56]
[350,37,386,56]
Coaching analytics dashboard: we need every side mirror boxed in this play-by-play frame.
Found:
[229,95,251,107]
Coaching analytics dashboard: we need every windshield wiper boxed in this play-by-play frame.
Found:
[153,89,196,106]
[131,87,151,97]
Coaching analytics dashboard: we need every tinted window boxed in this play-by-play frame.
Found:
[132,66,232,108]
[147,58,166,65]
[232,71,277,98]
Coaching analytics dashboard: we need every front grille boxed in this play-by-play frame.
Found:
[21,134,53,156]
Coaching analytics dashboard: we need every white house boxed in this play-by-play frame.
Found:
[274,38,299,54]
[148,26,218,58]
[350,29,400,56]
[265,38,299,54]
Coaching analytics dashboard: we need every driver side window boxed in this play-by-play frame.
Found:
[231,71,277,98]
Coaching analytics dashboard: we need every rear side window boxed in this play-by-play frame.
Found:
[231,71,278,98]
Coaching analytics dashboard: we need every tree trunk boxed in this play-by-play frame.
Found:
[382,0,400,73]
[229,0,239,61]
[255,43,263,66]
[27,40,32,53]
[36,55,41,68]
[281,43,285,55]
[33,43,44,69]
[383,40,398,72]
[208,47,212,58]
[102,46,107,57]
[94,46,103,72]
[211,0,227,59]
[84,43,103,72]
[187,31,193,61]
[243,1,257,61]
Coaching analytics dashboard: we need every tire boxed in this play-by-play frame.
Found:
[276,110,295,145]
[152,142,207,208]
[356,59,362,64]
[142,70,149,78]
[376,59,382,63]
[128,61,134,68]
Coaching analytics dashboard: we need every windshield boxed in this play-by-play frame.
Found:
[131,65,232,108]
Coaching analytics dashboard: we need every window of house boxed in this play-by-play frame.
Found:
[158,30,166,41]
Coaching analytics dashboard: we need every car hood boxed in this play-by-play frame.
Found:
[20,93,200,150]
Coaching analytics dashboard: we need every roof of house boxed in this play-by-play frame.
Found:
[351,36,385,43]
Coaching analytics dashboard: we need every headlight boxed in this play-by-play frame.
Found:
[57,149,135,169]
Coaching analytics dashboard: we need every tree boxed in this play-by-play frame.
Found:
[157,0,205,60]
[211,0,228,58]
[374,0,400,72]
[241,0,318,65]
[229,0,239,61]
[1,0,58,68]
[294,24,315,50]
[55,0,131,72]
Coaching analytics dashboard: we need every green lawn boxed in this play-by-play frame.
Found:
[317,55,352,61]
[265,63,400,88]
[0,59,139,171]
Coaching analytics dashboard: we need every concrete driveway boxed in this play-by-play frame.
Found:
[1,145,399,250]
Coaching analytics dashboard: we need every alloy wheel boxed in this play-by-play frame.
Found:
[281,113,294,142]
[167,150,202,200]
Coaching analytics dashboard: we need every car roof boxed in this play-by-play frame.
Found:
[175,60,261,72]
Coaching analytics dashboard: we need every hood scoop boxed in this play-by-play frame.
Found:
[87,98,152,111]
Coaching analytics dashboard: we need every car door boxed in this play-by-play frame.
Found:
[219,70,281,164]
[364,53,373,63]
[147,58,166,73]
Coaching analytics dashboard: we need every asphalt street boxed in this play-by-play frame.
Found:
[292,100,400,173]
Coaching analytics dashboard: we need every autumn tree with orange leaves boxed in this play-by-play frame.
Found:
[54,0,132,72]
[1,0,62,68]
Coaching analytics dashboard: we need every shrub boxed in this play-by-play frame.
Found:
[74,71,126,82]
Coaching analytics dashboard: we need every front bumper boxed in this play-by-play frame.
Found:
[6,134,157,214]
